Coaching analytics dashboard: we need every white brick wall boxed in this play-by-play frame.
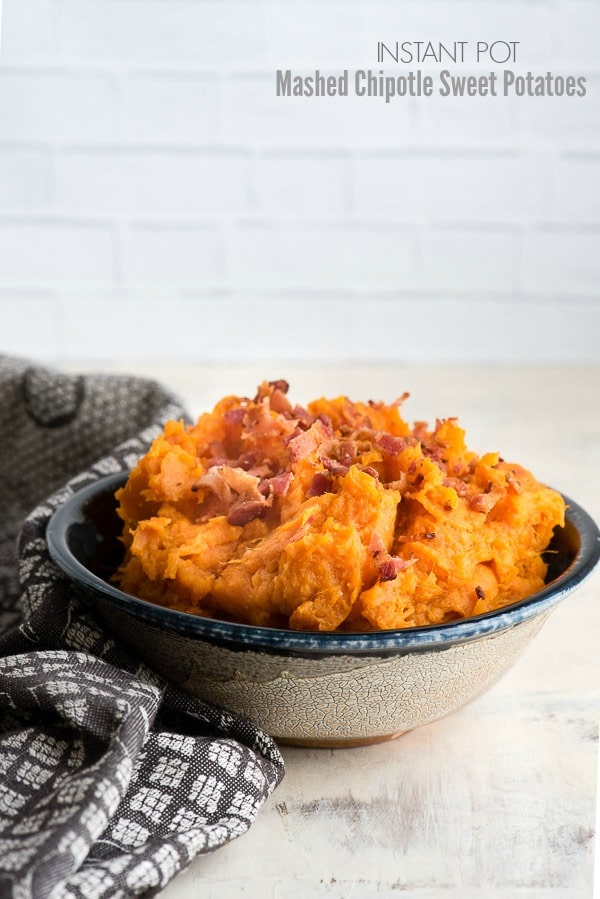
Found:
[522,229,600,295]
[58,0,266,67]
[0,70,117,142]
[353,153,548,221]
[227,224,417,290]
[0,147,51,208]
[555,155,600,221]
[0,221,114,285]
[123,224,223,285]
[55,150,251,216]
[123,75,219,144]
[0,0,598,364]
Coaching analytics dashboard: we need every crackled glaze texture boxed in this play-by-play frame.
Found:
[93,602,548,744]
[49,471,598,748]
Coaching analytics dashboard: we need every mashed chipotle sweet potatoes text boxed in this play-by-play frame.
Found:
[115,381,565,631]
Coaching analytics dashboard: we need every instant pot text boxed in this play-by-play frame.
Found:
[276,69,587,101]
[275,40,587,102]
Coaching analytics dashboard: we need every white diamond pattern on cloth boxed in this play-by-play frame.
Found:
[0,356,284,899]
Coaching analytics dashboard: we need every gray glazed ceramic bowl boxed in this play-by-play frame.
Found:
[47,472,600,747]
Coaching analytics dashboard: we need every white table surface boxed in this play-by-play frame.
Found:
[65,363,600,898]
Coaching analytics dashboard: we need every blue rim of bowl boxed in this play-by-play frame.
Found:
[47,471,600,654]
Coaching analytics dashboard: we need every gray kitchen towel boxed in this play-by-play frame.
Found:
[0,356,284,899]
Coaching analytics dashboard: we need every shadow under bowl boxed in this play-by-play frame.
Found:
[47,472,600,747]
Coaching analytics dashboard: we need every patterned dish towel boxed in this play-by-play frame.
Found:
[0,357,285,899]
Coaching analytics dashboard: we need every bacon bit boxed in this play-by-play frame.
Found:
[269,388,292,415]
[196,465,273,526]
[259,470,293,497]
[506,472,523,495]
[227,501,268,526]
[205,452,273,477]
[193,468,234,505]
[378,560,399,582]
[218,466,264,499]
[475,585,485,600]
[287,419,332,462]
[292,404,313,428]
[348,436,374,454]
[338,440,357,466]
[369,532,415,581]
[470,493,497,514]
[408,461,418,475]
[224,408,245,425]
[378,556,415,582]
[369,532,387,557]
[423,443,445,463]
[306,471,333,498]
[254,379,289,403]
[253,382,269,402]
[322,457,349,477]
[244,403,296,439]
[443,476,469,498]
[316,413,334,436]
[376,433,406,456]
[360,466,380,480]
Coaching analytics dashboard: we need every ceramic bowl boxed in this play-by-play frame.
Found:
[47,472,600,747]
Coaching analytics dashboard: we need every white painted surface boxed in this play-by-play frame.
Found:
[60,362,600,898]
[0,1,599,363]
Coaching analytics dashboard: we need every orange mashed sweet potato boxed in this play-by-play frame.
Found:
[115,380,565,632]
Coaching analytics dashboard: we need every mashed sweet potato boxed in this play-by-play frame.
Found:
[115,380,565,631]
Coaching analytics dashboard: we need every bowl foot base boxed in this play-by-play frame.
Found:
[279,731,408,749]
